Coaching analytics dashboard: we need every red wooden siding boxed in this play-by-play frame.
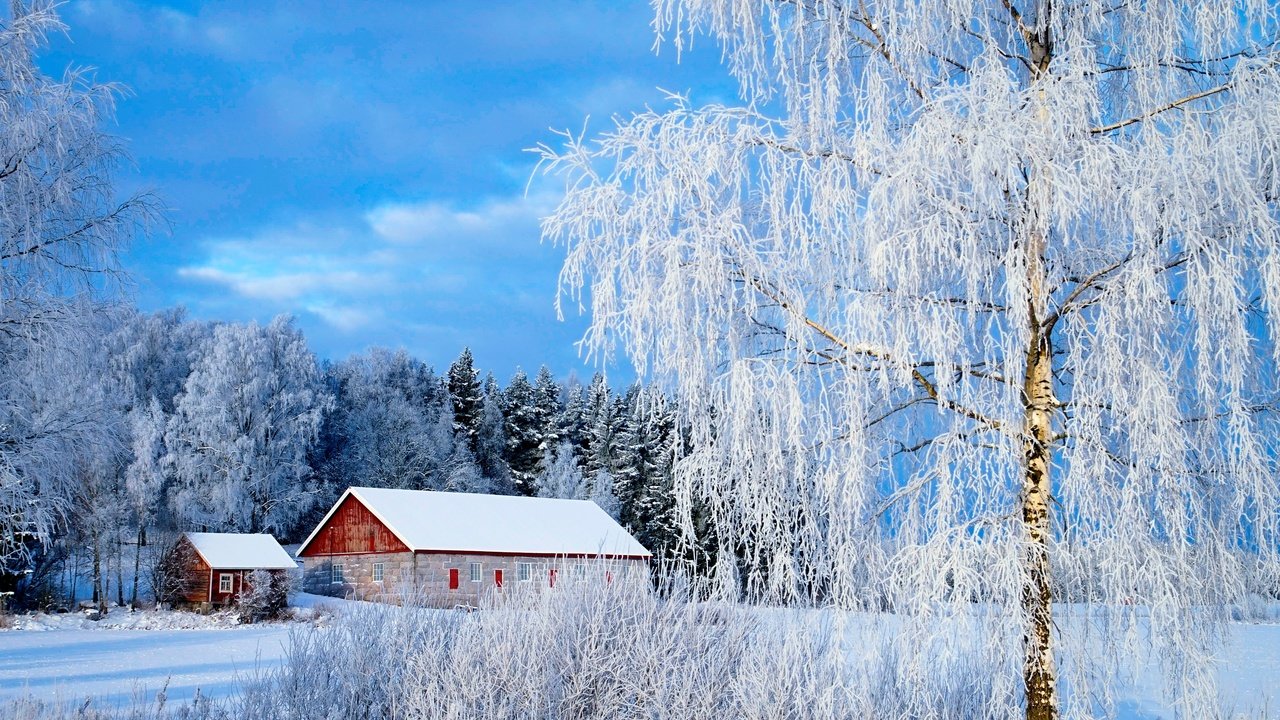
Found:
[179,536,213,604]
[299,494,409,557]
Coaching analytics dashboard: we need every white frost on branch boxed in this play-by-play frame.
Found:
[538,0,1280,716]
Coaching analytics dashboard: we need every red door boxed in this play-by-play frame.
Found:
[449,568,459,590]
[549,569,557,588]
[494,569,503,588]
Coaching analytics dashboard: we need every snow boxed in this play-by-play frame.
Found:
[0,619,291,708]
[0,593,365,708]
[0,597,1274,716]
[300,486,652,558]
[185,532,298,570]
[1111,621,1280,719]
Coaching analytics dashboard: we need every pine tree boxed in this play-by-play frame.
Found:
[612,385,649,532]
[446,347,482,450]
[556,381,590,467]
[532,366,563,471]
[583,373,620,478]
[619,386,680,556]
[475,376,513,494]
[502,369,542,495]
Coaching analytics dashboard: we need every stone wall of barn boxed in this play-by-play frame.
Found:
[301,552,649,607]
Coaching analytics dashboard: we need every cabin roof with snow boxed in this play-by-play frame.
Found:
[183,532,298,570]
[297,487,652,559]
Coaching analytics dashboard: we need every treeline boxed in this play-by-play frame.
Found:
[0,304,689,610]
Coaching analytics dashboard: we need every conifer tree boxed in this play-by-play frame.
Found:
[446,347,483,450]
[532,366,564,468]
[475,375,513,494]
[502,369,542,495]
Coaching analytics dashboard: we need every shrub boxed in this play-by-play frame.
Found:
[237,570,289,624]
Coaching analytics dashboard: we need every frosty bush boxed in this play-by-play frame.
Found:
[231,577,1013,720]
[237,570,289,624]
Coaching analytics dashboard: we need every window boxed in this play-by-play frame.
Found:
[517,562,533,582]
[332,563,345,584]
[218,573,233,593]
[469,562,482,583]
[373,562,384,583]
[571,564,587,584]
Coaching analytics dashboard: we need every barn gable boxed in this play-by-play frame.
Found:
[297,492,411,557]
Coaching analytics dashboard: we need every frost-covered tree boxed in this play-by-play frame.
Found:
[0,4,152,594]
[537,442,587,501]
[588,468,622,520]
[320,349,436,492]
[165,316,330,535]
[475,378,513,494]
[539,1,1280,717]
[502,369,543,495]
[107,308,208,416]
[447,347,483,449]
[532,365,565,471]
[123,397,165,605]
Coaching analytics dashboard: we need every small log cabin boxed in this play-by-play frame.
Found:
[175,532,298,606]
[296,487,651,605]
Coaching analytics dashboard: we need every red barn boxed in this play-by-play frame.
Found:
[296,487,651,605]
[173,532,298,606]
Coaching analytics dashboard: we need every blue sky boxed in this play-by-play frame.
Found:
[39,0,733,380]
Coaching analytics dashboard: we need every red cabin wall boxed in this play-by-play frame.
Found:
[178,536,212,604]
[299,494,409,557]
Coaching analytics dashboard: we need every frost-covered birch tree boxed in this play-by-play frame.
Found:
[165,316,331,535]
[539,1,1280,717]
[0,3,151,586]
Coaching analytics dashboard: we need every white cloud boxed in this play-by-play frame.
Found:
[305,303,374,332]
[177,266,378,302]
[177,192,564,336]
[366,193,557,249]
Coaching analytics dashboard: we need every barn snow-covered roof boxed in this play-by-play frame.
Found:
[298,487,652,559]
[185,532,298,570]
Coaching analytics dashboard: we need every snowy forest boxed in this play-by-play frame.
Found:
[0,304,689,608]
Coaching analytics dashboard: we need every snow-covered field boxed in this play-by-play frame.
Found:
[0,595,1276,718]
[0,625,291,708]
[0,593,354,709]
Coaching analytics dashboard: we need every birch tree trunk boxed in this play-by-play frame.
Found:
[1021,15,1059,718]
[131,525,144,609]
[1021,310,1059,720]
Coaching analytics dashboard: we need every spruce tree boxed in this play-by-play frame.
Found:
[532,366,563,467]
[446,347,483,450]
[475,375,513,494]
[502,369,542,495]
